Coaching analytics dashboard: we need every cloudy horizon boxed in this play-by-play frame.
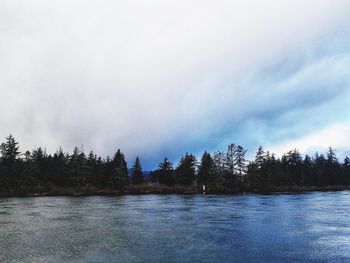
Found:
[1,0,350,169]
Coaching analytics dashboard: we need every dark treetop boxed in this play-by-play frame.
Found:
[1,136,350,196]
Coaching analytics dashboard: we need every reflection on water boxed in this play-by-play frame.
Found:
[1,192,350,262]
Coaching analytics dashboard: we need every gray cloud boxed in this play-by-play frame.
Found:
[1,0,350,168]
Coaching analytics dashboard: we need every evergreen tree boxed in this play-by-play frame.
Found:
[0,135,20,164]
[159,157,173,171]
[343,156,350,184]
[51,148,69,186]
[314,153,326,186]
[235,145,247,177]
[223,144,247,190]
[327,147,338,165]
[103,156,114,186]
[255,146,266,169]
[211,151,229,190]
[175,153,197,185]
[303,154,313,186]
[325,147,340,185]
[248,146,266,189]
[67,146,89,186]
[213,151,226,175]
[86,151,98,185]
[198,151,214,186]
[225,143,238,176]
[269,154,284,187]
[285,149,303,185]
[132,157,144,185]
[153,157,174,185]
[29,147,48,183]
[112,149,129,188]
[0,134,350,195]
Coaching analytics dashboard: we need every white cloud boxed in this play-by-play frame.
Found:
[268,123,350,158]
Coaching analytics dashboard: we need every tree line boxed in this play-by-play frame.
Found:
[1,134,350,194]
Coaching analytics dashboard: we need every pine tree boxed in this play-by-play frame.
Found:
[255,146,266,170]
[51,147,68,186]
[67,146,90,186]
[112,149,129,188]
[0,135,20,164]
[303,154,313,186]
[213,151,226,176]
[248,146,266,189]
[159,157,173,171]
[285,149,302,185]
[198,151,214,186]
[225,144,238,176]
[235,145,247,178]
[175,153,197,185]
[154,157,174,185]
[326,147,340,185]
[314,152,326,186]
[343,156,350,184]
[211,151,227,188]
[132,157,144,185]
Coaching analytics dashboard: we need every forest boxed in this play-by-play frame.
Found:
[1,134,350,196]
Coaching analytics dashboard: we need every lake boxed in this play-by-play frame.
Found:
[1,192,350,262]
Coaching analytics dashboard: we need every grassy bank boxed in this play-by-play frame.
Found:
[1,184,350,197]
[0,184,197,197]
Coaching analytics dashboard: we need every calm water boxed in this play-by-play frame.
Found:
[1,192,350,263]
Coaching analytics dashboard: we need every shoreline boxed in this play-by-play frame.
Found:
[1,184,350,198]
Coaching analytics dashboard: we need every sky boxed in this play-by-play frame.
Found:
[1,0,350,169]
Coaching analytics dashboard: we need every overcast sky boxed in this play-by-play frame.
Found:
[1,1,350,169]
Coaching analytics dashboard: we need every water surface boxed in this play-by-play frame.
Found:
[1,192,350,262]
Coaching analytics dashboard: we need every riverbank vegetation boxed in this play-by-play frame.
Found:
[1,135,350,196]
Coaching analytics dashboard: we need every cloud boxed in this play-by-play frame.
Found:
[268,123,350,159]
[0,1,350,168]
[197,51,350,160]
